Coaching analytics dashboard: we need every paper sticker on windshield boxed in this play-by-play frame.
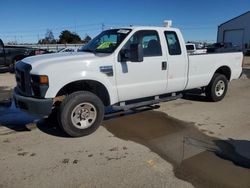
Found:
[117,29,130,34]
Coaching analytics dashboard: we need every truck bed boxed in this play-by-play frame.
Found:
[185,52,243,90]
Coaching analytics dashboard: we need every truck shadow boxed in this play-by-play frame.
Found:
[103,111,250,188]
[0,102,69,136]
[182,88,208,102]
[36,116,70,137]
[0,101,36,133]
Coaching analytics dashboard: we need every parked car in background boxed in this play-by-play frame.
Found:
[0,39,35,72]
[186,43,207,54]
[29,49,51,56]
[58,47,79,53]
[0,39,51,72]
[207,42,240,53]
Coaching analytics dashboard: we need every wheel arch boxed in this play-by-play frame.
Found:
[213,66,231,81]
[56,79,111,106]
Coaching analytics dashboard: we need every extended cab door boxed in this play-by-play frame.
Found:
[164,30,188,93]
[115,30,168,101]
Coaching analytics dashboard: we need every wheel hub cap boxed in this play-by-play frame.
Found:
[215,80,225,97]
[71,103,97,129]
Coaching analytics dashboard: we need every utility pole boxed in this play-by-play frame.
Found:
[74,20,77,33]
[101,23,105,31]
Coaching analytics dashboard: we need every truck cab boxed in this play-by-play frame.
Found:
[13,25,243,137]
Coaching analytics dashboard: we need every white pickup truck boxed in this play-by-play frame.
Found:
[14,25,243,137]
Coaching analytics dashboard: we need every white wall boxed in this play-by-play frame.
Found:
[217,12,250,51]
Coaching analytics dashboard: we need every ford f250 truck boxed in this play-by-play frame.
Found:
[13,25,243,137]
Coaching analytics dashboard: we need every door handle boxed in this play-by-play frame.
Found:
[162,61,167,70]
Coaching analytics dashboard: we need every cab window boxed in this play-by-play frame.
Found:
[124,30,162,57]
[164,31,182,55]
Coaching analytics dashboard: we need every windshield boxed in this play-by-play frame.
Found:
[79,29,131,53]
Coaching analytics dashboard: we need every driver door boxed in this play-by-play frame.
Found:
[115,30,168,101]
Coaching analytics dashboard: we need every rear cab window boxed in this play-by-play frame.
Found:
[164,31,182,55]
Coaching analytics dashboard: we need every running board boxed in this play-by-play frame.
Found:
[112,93,182,111]
[104,105,160,120]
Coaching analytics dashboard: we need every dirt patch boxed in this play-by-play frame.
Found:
[243,56,250,66]
[104,111,250,188]
[0,86,12,102]
[242,68,250,79]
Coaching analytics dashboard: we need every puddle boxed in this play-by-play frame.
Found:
[103,111,250,188]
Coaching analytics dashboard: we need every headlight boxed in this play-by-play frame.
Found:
[31,75,49,98]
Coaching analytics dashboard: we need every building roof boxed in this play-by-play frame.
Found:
[219,11,250,27]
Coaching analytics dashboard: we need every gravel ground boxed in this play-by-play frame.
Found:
[0,59,249,188]
[244,56,250,66]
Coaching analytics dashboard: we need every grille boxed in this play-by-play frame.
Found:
[15,61,32,96]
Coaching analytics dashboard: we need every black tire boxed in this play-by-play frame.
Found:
[205,73,228,102]
[58,91,104,137]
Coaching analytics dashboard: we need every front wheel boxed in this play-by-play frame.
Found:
[58,91,104,137]
[205,73,228,102]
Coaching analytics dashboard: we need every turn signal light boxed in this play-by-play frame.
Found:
[39,75,49,84]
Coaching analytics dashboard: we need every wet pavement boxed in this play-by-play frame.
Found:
[104,111,250,188]
[0,100,249,188]
[0,70,250,187]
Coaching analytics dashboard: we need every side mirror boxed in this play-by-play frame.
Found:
[130,43,143,62]
[119,43,143,63]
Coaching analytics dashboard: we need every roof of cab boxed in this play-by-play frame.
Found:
[119,26,180,31]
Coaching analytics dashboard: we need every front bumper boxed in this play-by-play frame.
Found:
[13,87,53,118]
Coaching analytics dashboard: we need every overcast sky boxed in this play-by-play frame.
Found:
[0,0,249,43]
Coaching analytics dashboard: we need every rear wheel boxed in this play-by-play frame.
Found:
[205,73,228,102]
[58,91,104,137]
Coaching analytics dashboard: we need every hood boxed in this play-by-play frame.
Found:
[22,52,96,67]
